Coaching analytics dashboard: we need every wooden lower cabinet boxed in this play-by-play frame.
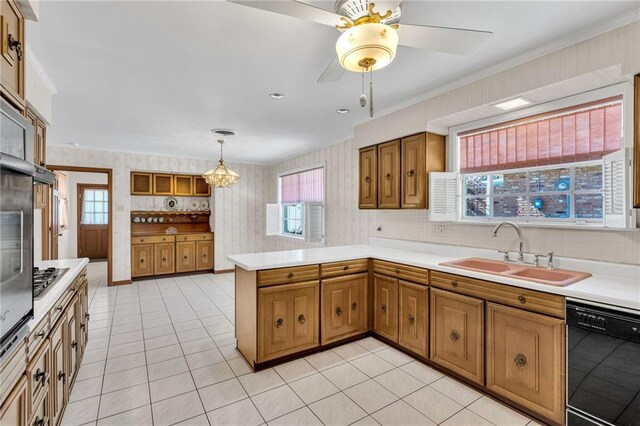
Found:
[486,302,565,424]
[257,281,319,362]
[26,339,50,417]
[66,296,79,386]
[398,281,428,357]
[321,273,368,345]
[28,390,49,426]
[430,288,484,384]
[195,241,213,271]
[176,242,196,273]
[373,274,398,342]
[50,317,66,426]
[132,244,154,277]
[154,243,175,275]
[0,376,28,426]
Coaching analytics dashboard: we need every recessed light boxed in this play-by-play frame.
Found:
[336,108,350,114]
[494,97,532,111]
[68,142,80,147]
[269,93,285,100]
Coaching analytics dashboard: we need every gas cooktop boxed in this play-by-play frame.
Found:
[33,267,69,300]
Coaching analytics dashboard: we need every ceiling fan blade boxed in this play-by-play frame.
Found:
[397,23,493,55]
[317,56,345,83]
[227,0,342,27]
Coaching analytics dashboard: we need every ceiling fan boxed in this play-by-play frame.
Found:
[228,0,492,117]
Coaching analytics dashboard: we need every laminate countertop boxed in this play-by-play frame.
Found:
[228,242,640,312]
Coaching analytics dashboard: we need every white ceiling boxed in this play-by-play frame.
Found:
[28,1,639,164]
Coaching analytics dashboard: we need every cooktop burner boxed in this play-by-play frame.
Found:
[33,267,69,300]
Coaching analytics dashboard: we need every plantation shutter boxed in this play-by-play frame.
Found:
[265,204,281,236]
[304,202,325,243]
[603,149,629,229]
[429,172,458,221]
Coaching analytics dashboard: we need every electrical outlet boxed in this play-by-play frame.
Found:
[115,204,125,212]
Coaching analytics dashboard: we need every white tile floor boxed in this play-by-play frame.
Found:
[63,262,543,426]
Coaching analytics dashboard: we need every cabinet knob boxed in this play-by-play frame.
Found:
[275,318,284,329]
[450,281,458,288]
[450,329,460,341]
[8,34,23,61]
[514,353,528,368]
[408,314,415,324]
[385,173,392,180]
[364,176,371,183]
[33,416,45,426]
[335,306,343,316]
[34,368,46,384]
[297,314,305,324]
[351,302,357,310]
[162,257,167,262]
[85,313,90,320]
[407,169,415,177]
[287,272,294,278]
[140,259,144,264]
[517,295,526,304]
[395,269,400,274]
[184,256,188,260]
[381,304,387,312]
[71,341,77,350]
[343,265,349,271]
[80,322,86,330]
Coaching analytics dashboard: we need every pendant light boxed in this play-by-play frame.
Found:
[202,134,240,188]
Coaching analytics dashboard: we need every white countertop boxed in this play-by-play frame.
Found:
[31,258,90,328]
[228,240,640,312]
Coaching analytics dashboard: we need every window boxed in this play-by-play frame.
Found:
[266,165,325,243]
[81,188,109,225]
[434,84,635,228]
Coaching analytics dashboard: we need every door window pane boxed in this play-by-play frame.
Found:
[81,188,108,225]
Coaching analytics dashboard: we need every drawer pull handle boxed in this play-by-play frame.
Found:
[385,173,392,180]
[335,306,343,316]
[80,322,86,330]
[37,331,45,339]
[450,330,460,341]
[33,416,45,426]
[56,306,63,312]
[298,314,305,324]
[514,353,527,368]
[407,169,415,177]
[395,269,400,274]
[58,371,66,382]
[381,304,387,312]
[450,281,458,288]
[85,313,90,320]
[343,265,349,271]
[351,302,357,310]
[71,341,77,350]
[364,176,371,183]
[275,318,284,329]
[34,368,46,384]
[140,239,144,242]
[287,272,294,278]
[8,34,23,61]
[408,314,415,324]
[517,295,526,304]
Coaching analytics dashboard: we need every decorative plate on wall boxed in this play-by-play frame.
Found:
[165,197,178,210]
[189,200,199,211]
[199,200,209,211]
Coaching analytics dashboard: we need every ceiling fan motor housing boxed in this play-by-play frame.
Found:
[334,0,401,25]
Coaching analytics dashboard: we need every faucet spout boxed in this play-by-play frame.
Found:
[492,221,524,262]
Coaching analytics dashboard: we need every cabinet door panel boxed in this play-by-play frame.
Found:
[359,147,377,208]
[373,274,398,342]
[195,241,213,270]
[0,376,27,426]
[401,133,426,208]
[398,281,428,357]
[430,288,484,384]
[153,242,175,275]
[175,242,196,273]
[50,318,66,426]
[66,296,79,385]
[131,244,154,277]
[258,281,319,362]
[0,0,25,107]
[130,172,152,195]
[486,303,565,424]
[321,273,367,345]
[377,140,401,209]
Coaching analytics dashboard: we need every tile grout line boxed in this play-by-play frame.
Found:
[136,277,155,425]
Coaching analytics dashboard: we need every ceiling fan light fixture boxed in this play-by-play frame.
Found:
[335,23,398,72]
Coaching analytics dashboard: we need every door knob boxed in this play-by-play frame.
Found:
[364,176,371,182]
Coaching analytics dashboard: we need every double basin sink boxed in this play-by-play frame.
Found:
[440,257,591,287]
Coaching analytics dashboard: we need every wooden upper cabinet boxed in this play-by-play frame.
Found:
[634,74,640,208]
[194,176,212,196]
[373,273,398,342]
[131,172,153,195]
[486,302,565,424]
[398,281,428,358]
[378,140,401,209]
[0,0,25,111]
[153,174,174,195]
[321,273,368,345]
[430,288,484,384]
[359,147,377,208]
[35,121,46,166]
[401,132,446,209]
[174,175,193,196]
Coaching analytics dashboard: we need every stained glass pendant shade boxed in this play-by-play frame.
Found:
[202,139,240,188]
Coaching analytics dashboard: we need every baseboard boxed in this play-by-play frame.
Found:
[111,279,132,286]
[215,269,234,274]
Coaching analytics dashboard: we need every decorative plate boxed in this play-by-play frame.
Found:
[165,227,178,234]
[189,200,199,211]
[165,197,178,210]
[199,200,209,211]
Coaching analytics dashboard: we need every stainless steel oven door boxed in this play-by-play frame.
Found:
[0,154,34,345]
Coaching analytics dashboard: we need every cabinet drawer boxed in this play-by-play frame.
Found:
[131,235,175,244]
[176,233,213,242]
[431,271,565,318]
[50,289,73,327]
[373,260,429,285]
[26,340,50,409]
[257,265,320,287]
[26,319,49,361]
[321,259,369,278]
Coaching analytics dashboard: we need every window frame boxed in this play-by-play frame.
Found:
[448,82,635,228]
[276,162,326,242]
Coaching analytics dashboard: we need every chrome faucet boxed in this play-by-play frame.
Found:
[492,222,524,263]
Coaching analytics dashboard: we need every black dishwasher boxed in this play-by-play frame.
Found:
[567,301,640,425]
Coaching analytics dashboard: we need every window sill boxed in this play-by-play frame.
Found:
[457,219,638,232]
[271,234,326,246]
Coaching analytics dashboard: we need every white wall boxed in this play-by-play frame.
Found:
[57,171,108,260]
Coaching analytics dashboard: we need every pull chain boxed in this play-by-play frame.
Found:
[359,68,367,107]
[369,67,374,118]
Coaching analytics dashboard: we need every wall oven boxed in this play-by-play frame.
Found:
[566,301,640,425]
[0,99,35,357]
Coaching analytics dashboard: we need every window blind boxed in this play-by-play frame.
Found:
[280,167,324,203]
[459,98,622,174]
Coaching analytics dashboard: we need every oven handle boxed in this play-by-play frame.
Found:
[19,210,24,274]
[0,154,36,177]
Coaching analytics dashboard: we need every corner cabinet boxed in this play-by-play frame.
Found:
[359,132,446,210]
